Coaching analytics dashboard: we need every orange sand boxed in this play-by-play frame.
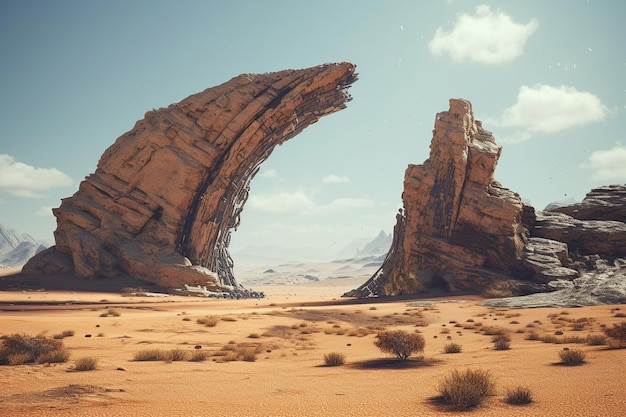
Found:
[0,271,624,416]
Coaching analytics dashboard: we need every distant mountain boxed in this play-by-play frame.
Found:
[0,222,51,268]
[356,230,392,256]
[544,197,578,211]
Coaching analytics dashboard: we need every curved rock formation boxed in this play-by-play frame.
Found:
[24,63,357,289]
[345,99,579,298]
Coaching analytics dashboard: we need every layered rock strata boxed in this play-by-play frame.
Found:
[345,99,580,298]
[24,63,357,289]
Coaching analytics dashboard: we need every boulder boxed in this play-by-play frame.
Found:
[548,184,626,222]
[24,63,357,289]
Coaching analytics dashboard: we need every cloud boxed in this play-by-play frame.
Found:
[321,174,351,184]
[489,84,610,143]
[580,144,626,181]
[428,4,538,65]
[247,187,314,213]
[318,198,374,213]
[0,154,73,198]
[35,206,55,217]
[259,168,278,178]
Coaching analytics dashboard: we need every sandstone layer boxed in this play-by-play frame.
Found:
[24,63,357,289]
[346,99,625,298]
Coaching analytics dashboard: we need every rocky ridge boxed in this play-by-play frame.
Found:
[345,99,626,302]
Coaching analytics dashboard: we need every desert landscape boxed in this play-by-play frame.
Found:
[1,267,625,417]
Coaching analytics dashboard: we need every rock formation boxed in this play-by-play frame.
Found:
[24,63,357,290]
[345,99,625,298]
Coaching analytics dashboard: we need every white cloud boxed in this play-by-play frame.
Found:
[321,174,351,184]
[0,154,73,198]
[580,144,626,181]
[247,187,314,213]
[428,4,538,65]
[35,206,55,217]
[322,198,374,210]
[259,168,278,178]
[489,84,610,143]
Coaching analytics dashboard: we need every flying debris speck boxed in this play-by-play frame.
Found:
[588,48,593,52]
[400,25,404,31]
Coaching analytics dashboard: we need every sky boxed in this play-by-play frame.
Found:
[1,0,625,261]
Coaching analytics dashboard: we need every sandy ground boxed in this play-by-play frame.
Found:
[0,269,625,416]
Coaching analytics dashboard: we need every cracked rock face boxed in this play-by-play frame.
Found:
[24,63,357,289]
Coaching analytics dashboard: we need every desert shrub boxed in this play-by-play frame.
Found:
[443,343,462,353]
[374,330,425,360]
[189,350,208,362]
[100,308,121,317]
[248,333,260,339]
[133,348,189,362]
[558,348,586,365]
[74,356,98,371]
[482,326,507,336]
[197,316,218,327]
[221,316,238,322]
[238,347,257,362]
[437,369,495,410]
[323,352,346,366]
[53,330,76,340]
[505,386,533,405]
[492,334,511,350]
[133,349,167,361]
[602,321,626,348]
[586,334,607,346]
[0,334,69,365]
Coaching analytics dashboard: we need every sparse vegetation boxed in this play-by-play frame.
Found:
[197,316,219,327]
[586,334,607,346]
[53,330,75,339]
[100,308,121,317]
[0,334,70,366]
[437,369,495,410]
[374,330,425,360]
[492,334,511,350]
[443,343,462,353]
[74,356,98,371]
[558,348,586,365]
[602,321,626,348]
[323,352,346,366]
[505,386,533,405]
[133,348,187,362]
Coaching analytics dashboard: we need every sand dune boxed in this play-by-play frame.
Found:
[0,270,624,416]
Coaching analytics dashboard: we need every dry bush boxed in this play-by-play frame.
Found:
[53,330,76,339]
[74,356,98,371]
[492,334,511,350]
[197,316,219,327]
[505,386,533,405]
[602,321,626,348]
[481,326,507,336]
[586,334,607,346]
[558,348,586,365]
[221,316,238,322]
[437,369,495,410]
[0,334,69,366]
[133,348,189,362]
[443,343,462,353]
[100,308,121,317]
[189,350,208,362]
[374,330,425,360]
[323,352,346,366]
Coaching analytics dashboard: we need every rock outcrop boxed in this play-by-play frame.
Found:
[24,63,357,289]
[344,99,602,298]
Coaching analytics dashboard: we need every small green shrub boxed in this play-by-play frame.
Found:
[374,330,425,360]
[74,356,98,371]
[558,348,586,365]
[505,386,533,405]
[443,343,462,353]
[323,352,346,366]
[437,369,495,410]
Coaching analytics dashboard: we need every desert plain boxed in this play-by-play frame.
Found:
[0,267,624,417]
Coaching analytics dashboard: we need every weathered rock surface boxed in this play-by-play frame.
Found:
[549,184,626,222]
[480,258,626,308]
[24,63,357,289]
[345,99,625,299]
